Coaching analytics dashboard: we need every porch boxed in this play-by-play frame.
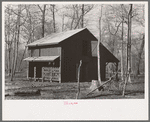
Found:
[24,56,61,83]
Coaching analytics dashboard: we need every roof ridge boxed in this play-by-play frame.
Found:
[27,28,86,47]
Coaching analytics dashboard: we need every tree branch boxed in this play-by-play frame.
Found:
[86,72,118,96]
[108,21,122,35]
[37,5,43,13]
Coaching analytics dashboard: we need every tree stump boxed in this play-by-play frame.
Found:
[90,80,100,92]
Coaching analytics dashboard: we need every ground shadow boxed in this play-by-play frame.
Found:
[82,90,144,99]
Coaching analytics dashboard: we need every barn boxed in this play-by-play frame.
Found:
[24,28,119,83]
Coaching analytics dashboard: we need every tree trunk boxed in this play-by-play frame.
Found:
[81,4,84,28]
[10,5,21,81]
[135,34,145,77]
[62,14,65,32]
[14,24,20,74]
[121,4,124,81]
[122,4,132,96]
[13,5,21,75]
[10,30,17,81]
[18,12,33,71]
[52,5,56,33]
[8,48,11,75]
[7,7,11,76]
[42,5,46,37]
[38,4,46,37]
[76,60,82,99]
[98,5,103,85]
[127,4,132,83]
[8,30,15,76]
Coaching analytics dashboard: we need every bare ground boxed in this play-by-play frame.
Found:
[5,71,144,100]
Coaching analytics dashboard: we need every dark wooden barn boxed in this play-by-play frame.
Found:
[24,28,119,83]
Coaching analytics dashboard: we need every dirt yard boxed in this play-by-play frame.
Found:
[5,71,144,100]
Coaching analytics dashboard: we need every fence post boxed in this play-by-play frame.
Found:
[42,67,44,82]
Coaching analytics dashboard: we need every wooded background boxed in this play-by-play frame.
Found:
[4,3,145,81]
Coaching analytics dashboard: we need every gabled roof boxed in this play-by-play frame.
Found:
[91,41,119,63]
[27,28,87,47]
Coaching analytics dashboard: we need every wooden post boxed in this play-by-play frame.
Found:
[59,53,61,83]
[50,67,52,82]
[121,4,124,82]
[122,4,132,96]
[76,60,82,99]
[34,67,36,82]
[42,67,44,82]
[116,63,118,81]
[27,62,29,80]
[59,67,61,83]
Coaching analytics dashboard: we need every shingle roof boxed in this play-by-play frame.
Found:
[27,28,86,47]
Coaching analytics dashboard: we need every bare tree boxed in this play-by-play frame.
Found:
[37,4,47,37]
[6,4,27,80]
[97,5,103,85]
[134,5,145,77]
[74,4,93,29]
[10,5,21,81]
[122,4,133,96]
[81,4,84,28]
[135,34,145,77]
[50,4,56,33]
[63,4,93,30]
[18,5,35,71]
[121,4,124,81]
[105,5,122,77]
[5,5,13,76]
[76,60,82,99]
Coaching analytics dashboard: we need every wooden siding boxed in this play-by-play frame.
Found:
[61,37,80,82]
[60,33,109,82]
[61,30,95,82]
[88,57,106,81]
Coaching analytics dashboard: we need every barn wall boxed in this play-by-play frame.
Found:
[88,57,106,81]
[61,30,97,82]
[61,39,79,82]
